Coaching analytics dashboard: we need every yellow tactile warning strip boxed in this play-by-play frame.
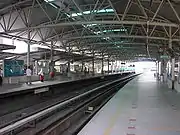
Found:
[78,73,180,135]
[103,107,121,135]
[103,83,138,135]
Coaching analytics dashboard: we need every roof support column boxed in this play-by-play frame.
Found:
[157,61,160,79]
[50,41,53,62]
[50,41,54,72]
[27,30,31,67]
[111,61,114,73]
[160,59,165,82]
[107,56,110,74]
[101,53,104,75]
[171,58,175,89]
[67,45,71,73]
[92,50,95,76]
[116,58,118,73]
[81,51,84,73]
[169,26,175,89]
[178,58,180,84]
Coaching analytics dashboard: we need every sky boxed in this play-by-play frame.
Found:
[134,61,156,73]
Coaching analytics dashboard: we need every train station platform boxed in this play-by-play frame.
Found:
[0,76,69,96]
[0,73,131,97]
[0,74,100,96]
[78,71,180,135]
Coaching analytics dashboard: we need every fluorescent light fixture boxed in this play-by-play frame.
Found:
[70,8,114,17]
[95,29,127,34]
[49,3,57,8]
[65,13,71,18]
[86,24,98,27]
[44,0,55,2]
[44,0,57,8]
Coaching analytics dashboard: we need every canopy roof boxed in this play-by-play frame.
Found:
[0,0,180,61]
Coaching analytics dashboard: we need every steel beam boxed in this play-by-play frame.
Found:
[0,0,32,13]
[151,0,164,22]
[71,42,160,47]
[62,34,179,41]
[4,21,179,33]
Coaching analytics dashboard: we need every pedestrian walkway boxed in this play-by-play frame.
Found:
[78,71,180,135]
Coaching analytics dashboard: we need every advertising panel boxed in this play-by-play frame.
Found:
[3,60,24,77]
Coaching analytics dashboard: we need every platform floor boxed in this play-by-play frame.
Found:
[78,71,180,135]
[0,75,70,95]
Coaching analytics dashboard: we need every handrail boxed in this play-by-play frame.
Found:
[0,74,137,135]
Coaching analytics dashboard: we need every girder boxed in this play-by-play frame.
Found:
[3,20,179,34]
[0,0,180,60]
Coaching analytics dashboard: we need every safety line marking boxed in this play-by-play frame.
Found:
[129,118,136,121]
[126,133,135,135]
[128,126,136,129]
[103,107,121,135]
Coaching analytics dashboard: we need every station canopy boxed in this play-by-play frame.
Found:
[0,0,180,61]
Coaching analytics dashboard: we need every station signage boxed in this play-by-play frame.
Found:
[160,55,169,59]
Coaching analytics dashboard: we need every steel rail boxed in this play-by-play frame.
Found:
[0,74,137,135]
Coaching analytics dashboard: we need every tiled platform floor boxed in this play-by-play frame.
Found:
[78,71,180,135]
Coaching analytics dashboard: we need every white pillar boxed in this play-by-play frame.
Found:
[101,53,104,74]
[111,61,113,73]
[27,30,30,67]
[169,26,174,89]
[50,41,53,72]
[116,59,118,73]
[157,61,159,79]
[68,45,71,72]
[92,50,95,75]
[81,51,84,72]
[50,41,53,62]
[107,57,110,74]
[172,58,175,89]
[178,58,180,83]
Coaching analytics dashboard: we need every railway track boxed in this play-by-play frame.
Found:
[0,80,112,128]
[0,74,137,135]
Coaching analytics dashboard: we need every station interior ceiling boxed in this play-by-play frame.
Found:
[0,0,180,63]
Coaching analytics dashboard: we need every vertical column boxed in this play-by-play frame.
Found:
[157,61,159,79]
[111,61,113,73]
[50,41,53,62]
[81,51,84,72]
[27,30,31,67]
[116,58,118,73]
[169,26,175,89]
[107,56,110,74]
[50,41,53,72]
[101,53,104,74]
[68,62,70,72]
[67,45,71,73]
[156,61,158,78]
[92,50,95,76]
[178,58,180,83]
[172,58,175,88]
[160,60,164,82]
